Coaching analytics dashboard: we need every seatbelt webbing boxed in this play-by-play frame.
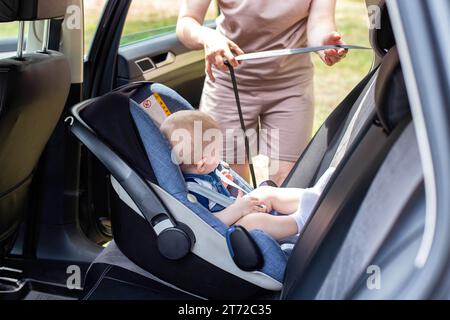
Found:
[315,123,422,299]
[330,73,378,168]
[215,169,248,194]
[186,182,235,208]
[225,61,258,189]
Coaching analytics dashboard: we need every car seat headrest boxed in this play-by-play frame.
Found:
[80,92,158,184]
[370,0,396,57]
[375,47,410,133]
[79,82,195,186]
[0,0,67,22]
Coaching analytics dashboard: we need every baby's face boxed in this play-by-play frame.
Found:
[179,153,220,175]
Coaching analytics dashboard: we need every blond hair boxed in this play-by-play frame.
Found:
[160,111,221,165]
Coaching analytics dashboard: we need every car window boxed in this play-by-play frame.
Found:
[0,22,28,57]
[84,0,108,55]
[0,22,19,38]
[120,0,219,47]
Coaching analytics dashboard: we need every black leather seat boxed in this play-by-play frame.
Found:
[0,0,70,256]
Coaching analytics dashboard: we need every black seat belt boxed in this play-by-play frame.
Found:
[225,61,258,188]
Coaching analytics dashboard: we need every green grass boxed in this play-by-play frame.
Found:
[0,22,20,38]
[312,0,373,132]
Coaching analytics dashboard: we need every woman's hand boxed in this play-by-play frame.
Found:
[307,0,345,66]
[318,31,347,66]
[202,28,244,82]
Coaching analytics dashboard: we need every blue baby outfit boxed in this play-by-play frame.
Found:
[184,168,233,212]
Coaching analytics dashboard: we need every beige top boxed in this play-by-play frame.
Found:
[214,0,314,87]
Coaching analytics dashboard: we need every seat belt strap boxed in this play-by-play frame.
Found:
[186,182,235,208]
[225,61,258,189]
[215,169,249,195]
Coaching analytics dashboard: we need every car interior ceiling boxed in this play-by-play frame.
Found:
[0,1,428,301]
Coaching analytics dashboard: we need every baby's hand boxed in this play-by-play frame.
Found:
[233,191,267,216]
[220,169,234,188]
[248,186,275,212]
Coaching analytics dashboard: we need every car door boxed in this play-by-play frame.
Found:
[115,0,218,107]
[85,0,218,107]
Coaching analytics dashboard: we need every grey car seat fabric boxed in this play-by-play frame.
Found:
[0,0,70,255]
[281,47,413,299]
[315,123,422,299]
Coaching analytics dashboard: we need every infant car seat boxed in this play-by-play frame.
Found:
[68,82,287,299]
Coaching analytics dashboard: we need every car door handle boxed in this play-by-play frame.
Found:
[152,51,176,68]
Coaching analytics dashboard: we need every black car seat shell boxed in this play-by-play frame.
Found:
[0,0,70,256]
[69,83,285,300]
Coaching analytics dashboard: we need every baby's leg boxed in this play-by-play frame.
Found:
[249,187,302,214]
[236,213,298,241]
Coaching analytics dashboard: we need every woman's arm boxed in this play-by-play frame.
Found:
[177,0,244,81]
[307,0,347,66]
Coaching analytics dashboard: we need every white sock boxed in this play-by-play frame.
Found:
[291,167,336,233]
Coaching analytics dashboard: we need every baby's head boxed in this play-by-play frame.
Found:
[161,111,222,175]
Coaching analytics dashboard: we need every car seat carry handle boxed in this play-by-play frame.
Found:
[225,61,258,189]
[69,119,194,260]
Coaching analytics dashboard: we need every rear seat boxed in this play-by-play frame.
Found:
[282,46,412,298]
[79,3,402,300]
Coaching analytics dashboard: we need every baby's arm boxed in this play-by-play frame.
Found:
[214,192,266,226]
[249,167,336,215]
[249,186,302,215]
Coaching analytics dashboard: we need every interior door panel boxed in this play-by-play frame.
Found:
[0,38,17,52]
[0,38,18,59]
[117,32,207,108]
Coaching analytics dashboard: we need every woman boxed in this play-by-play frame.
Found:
[177,0,347,186]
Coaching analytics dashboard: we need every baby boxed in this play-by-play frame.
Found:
[160,111,335,240]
